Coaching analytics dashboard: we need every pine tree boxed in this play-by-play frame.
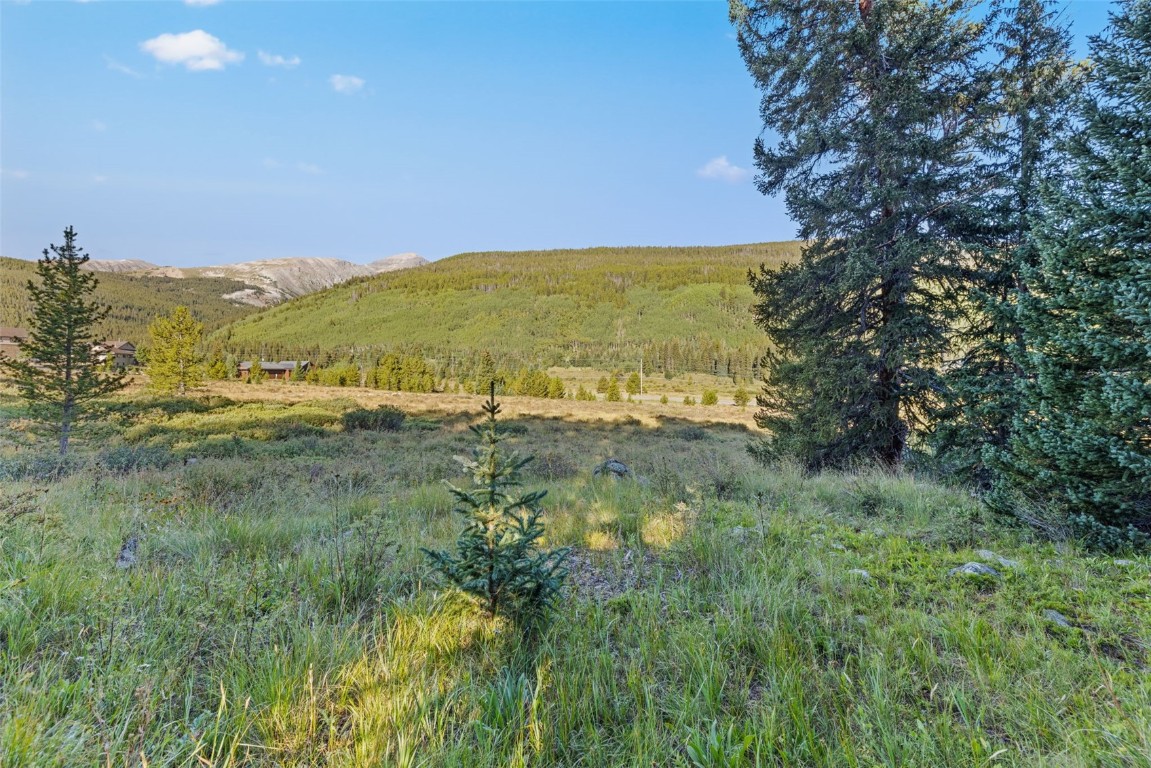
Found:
[0,227,126,454]
[423,386,570,633]
[994,0,1151,541]
[625,372,641,396]
[605,378,622,402]
[145,306,205,395]
[934,0,1075,485]
[733,0,992,469]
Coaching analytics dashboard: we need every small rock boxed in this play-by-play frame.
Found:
[1113,559,1137,567]
[976,549,1020,569]
[830,541,847,552]
[593,458,631,478]
[855,615,869,626]
[848,569,871,581]
[1042,609,1073,628]
[949,562,1001,579]
[115,535,139,570]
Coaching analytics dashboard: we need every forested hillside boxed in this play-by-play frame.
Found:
[214,242,803,376]
[0,256,259,341]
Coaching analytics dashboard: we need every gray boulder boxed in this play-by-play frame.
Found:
[949,562,1001,579]
[976,549,1020,569]
[1042,609,1073,628]
[593,458,631,478]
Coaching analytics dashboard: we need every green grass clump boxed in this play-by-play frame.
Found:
[1,392,1148,766]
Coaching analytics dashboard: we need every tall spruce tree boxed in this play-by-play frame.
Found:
[993,0,1151,538]
[145,305,205,395]
[0,227,126,454]
[933,0,1075,485]
[733,0,991,469]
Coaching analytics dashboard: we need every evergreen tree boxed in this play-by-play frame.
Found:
[145,305,205,395]
[625,372,641,396]
[248,360,266,384]
[934,0,1075,485]
[0,227,126,454]
[605,378,622,402]
[733,0,992,469]
[994,0,1151,539]
[423,386,570,633]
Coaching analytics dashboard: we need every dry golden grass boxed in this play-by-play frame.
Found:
[167,379,759,429]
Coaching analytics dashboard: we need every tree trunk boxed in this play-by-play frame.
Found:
[58,396,73,456]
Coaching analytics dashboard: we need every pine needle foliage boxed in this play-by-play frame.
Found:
[0,227,126,455]
[992,0,1151,541]
[423,385,570,634]
[933,0,1076,486]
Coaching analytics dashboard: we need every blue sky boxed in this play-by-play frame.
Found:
[1,0,1116,267]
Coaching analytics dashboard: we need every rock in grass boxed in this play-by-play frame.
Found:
[976,549,1020,569]
[1113,559,1138,567]
[593,458,631,478]
[949,562,1001,579]
[848,568,872,581]
[116,535,139,570]
[1042,609,1073,628]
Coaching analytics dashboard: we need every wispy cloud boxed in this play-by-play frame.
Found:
[140,30,243,71]
[258,50,300,69]
[185,0,222,6]
[297,162,323,175]
[105,55,145,78]
[329,74,364,94]
[262,157,282,169]
[90,119,107,132]
[697,155,751,184]
[1,168,30,180]
[92,175,108,184]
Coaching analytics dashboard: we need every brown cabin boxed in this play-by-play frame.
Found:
[0,326,29,360]
[93,340,137,369]
[239,360,310,381]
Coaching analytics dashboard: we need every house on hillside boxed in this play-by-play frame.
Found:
[0,327,28,359]
[239,360,310,381]
[93,341,137,369]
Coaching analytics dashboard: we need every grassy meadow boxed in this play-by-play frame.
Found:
[1,385,1149,767]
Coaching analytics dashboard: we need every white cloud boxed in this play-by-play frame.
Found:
[262,157,281,169]
[258,50,300,69]
[297,162,323,175]
[1,168,30,180]
[697,155,751,184]
[140,30,243,72]
[90,119,107,132]
[185,0,222,6]
[105,56,145,78]
[92,175,108,184]
[329,74,364,94]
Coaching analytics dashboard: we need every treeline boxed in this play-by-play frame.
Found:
[0,257,259,341]
[735,0,1149,549]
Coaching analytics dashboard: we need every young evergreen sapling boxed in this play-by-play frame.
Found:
[423,385,570,633]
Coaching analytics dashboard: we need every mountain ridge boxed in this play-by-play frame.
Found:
[83,253,429,306]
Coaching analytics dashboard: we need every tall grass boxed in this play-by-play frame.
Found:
[1,392,1148,766]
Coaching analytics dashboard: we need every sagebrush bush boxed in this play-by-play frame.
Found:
[341,405,406,432]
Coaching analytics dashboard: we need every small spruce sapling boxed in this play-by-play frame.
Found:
[423,385,570,634]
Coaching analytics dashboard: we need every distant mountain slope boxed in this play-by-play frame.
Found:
[216,242,803,372]
[85,254,429,306]
[0,256,260,342]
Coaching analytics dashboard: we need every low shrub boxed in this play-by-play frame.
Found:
[342,405,406,432]
[0,451,86,482]
[97,443,177,474]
